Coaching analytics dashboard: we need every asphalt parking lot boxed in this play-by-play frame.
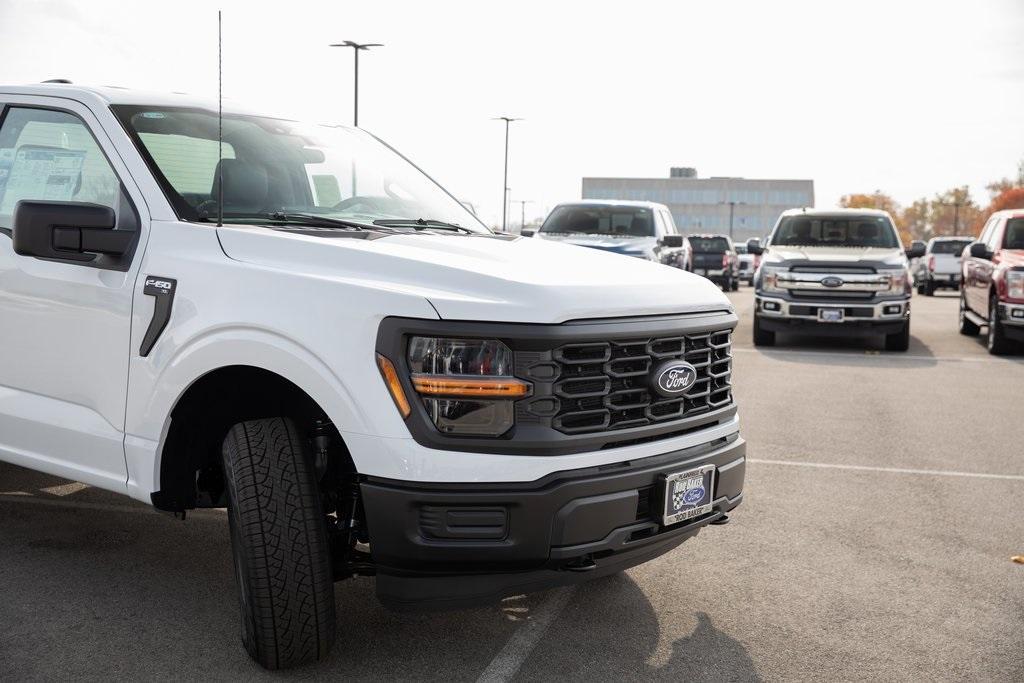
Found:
[1,287,1021,681]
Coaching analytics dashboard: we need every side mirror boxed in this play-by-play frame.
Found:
[520,228,536,237]
[13,200,127,262]
[906,240,926,259]
[968,241,991,259]
[746,238,763,255]
[660,234,684,248]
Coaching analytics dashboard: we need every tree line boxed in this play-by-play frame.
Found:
[838,159,1024,245]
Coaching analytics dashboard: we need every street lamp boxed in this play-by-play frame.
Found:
[513,199,531,233]
[492,117,522,232]
[329,40,383,127]
[719,199,746,240]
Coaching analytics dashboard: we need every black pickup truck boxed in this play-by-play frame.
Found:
[689,234,740,291]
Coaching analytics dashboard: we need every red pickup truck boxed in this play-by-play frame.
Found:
[960,209,1024,354]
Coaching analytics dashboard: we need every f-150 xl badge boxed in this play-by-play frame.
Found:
[140,276,177,357]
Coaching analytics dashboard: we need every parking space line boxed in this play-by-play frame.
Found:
[749,458,1024,482]
[476,586,576,683]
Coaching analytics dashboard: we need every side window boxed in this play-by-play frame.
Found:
[662,209,679,235]
[986,219,1003,251]
[0,107,121,229]
[977,217,996,248]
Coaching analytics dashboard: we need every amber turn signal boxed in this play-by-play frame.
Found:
[376,354,412,418]
[411,375,531,398]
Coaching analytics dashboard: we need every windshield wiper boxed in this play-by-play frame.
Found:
[267,212,374,231]
[371,218,474,233]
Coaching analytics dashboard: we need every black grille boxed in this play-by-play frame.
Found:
[521,329,732,436]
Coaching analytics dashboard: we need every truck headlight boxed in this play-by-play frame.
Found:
[760,266,786,293]
[401,337,530,436]
[1007,271,1024,299]
[879,267,911,295]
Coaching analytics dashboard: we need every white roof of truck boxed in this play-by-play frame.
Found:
[0,82,251,115]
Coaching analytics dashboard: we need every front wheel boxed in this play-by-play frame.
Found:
[884,321,910,352]
[223,417,337,670]
[753,314,775,347]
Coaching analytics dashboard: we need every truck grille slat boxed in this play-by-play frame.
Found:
[528,329,733,436]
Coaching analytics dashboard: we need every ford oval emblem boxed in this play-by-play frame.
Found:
[651,360,698,397]
[821,276,844,288]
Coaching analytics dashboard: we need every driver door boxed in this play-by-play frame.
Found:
[0,97,148,490]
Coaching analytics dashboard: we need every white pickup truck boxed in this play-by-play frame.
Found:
[0,83,746,669]
[912,236,973,296]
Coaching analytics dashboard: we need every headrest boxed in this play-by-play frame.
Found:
[211,159,269,213]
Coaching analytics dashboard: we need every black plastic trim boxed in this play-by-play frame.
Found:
[140,276,177,356]
[375,311,738,455]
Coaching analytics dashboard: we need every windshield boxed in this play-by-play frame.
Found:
[539,205,654,237]
[112,106,487,231]
[1006,218,1024,249]
[930,239,971,255]
[771,215,899,248]
[690,237,730,253]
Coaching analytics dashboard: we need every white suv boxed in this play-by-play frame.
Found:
[0,83,746,669]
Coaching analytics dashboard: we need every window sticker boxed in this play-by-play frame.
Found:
[0,145,86,214]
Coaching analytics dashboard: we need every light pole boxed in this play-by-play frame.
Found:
[329,40,383,127]
[513,199,531,233]
[492,117,522,232]
[719,199,746,240]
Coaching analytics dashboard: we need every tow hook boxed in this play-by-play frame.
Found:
[564,555,598,572]
[710,514,729,526]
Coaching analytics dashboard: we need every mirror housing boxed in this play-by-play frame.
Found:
[660,234,684,248]
[906,240,926,259]
[13,200,127,262]
[520,228,536,237]
[969,241,991,259]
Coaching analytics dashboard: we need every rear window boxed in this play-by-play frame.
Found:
[540,205,654,237]
[690,237,729,252]
[930,240,971,255]
[772,215,899,248]
[1006,218,1024,249]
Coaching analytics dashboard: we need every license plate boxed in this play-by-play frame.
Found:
[662,465,715,526]
[819,308,843,323]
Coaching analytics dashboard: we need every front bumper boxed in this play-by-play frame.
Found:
[998,301,1024,340]
[755,294,909,334]
[361,435,745,609]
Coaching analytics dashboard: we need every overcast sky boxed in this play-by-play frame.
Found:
[2,0,1022,228]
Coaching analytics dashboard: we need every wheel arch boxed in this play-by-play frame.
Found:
[150,364,356,512]
[133,330,371,512]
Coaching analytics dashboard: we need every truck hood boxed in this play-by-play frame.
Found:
[533,233,656,256]
[764,245,907,268]
[216,226,729,323]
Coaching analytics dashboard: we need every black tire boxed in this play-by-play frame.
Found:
[721,276,732,292]
[885,321,910,352]
[959,292,980,336]
[987,295,1013,355]
[917,283,926,296]
[223,417,336,670]
[924,281,935,297]
[731,277,739,291]
[753,314,775,347]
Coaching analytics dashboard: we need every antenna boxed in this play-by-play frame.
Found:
[217,10,224,228]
